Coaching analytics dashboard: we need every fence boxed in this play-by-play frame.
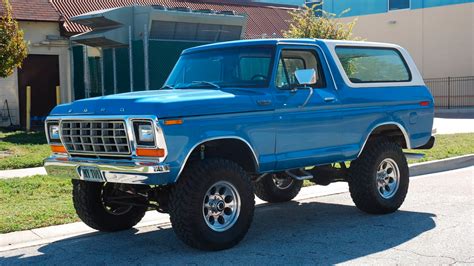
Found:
[425,76,474,109]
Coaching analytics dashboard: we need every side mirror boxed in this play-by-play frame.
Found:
[294,69,317,86]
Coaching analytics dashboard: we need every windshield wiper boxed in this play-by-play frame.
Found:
[188,81,221,89]
[160,84,175,90]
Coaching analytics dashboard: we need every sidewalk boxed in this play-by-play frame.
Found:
[0,167,46,179]
[433,117,474,134]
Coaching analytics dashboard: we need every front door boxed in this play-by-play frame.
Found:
[18,55,60,129]
[273,46,343,170]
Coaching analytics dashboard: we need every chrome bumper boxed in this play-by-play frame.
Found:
[44,155,171,185]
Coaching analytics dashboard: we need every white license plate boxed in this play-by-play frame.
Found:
[79,166,105,182]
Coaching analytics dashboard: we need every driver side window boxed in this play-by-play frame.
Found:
[275,49,326,89]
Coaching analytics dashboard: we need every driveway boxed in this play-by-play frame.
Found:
[0,167,473,264]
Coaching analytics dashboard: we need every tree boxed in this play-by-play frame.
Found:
[0,0,27,78]
[283,3,361,41]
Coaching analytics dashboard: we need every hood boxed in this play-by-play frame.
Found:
[50,89,274,118]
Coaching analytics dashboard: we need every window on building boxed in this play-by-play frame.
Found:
[275,49,326,89]
[335,47,411,83]
[389,0,410,11]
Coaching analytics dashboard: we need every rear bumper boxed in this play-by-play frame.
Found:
[44,155,171,185]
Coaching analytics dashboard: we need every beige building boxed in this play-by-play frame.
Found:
[0,1,71,128]
[340,2,473,79]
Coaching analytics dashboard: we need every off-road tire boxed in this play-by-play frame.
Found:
[348,139,409,214]
[168,159,255,251]
[253,173,303,203]
[72,180,147,231]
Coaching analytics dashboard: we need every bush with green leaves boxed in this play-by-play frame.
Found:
[283,3,360,41]
[0,0,27,78]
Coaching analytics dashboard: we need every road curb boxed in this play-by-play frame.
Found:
[409,154,474,177]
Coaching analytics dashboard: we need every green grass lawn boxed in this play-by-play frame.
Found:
[406,133,474,163]
[0,175,77,234]
[0,133,473,234]
[0,130,51,170]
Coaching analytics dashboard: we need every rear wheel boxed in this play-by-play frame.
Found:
[169,159,255,250]
[253,173,303,203]
[72,180,148,231]
[348,139,409,214]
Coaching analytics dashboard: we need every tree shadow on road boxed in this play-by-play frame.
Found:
[1,199,436,264]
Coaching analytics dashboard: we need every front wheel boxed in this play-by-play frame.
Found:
[169,159,255,251]
[72,180,148,231]
[348,139,409,214]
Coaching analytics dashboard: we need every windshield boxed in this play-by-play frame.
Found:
[164,46,274,89]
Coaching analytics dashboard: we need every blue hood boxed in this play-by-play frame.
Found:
[50,89,273,118]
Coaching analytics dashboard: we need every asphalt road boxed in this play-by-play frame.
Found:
[1,167,473,265]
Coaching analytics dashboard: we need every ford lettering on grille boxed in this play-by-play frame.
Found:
[61,120,131,156]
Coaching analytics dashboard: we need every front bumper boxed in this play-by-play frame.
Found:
[44,155,171,185]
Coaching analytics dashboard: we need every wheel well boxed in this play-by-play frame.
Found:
[186,138,258,173]
[367,124,409,149]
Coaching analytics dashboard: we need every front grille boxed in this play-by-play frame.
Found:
[60,120,131,156]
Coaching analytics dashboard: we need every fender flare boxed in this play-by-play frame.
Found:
[176,136,259,180]
[357,122,411,157]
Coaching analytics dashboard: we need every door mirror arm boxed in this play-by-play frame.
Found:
[299,86,314,108]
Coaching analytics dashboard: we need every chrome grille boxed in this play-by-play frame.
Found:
[60,120,131,156]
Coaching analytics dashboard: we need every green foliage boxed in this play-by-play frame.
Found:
[0,175,77,233]
[0,130,51,170]
[0,0,28,78]
[283,3,361,41]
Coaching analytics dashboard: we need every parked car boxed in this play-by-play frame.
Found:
[44,39,435,250]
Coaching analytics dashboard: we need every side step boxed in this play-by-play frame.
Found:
[285,169,313,180]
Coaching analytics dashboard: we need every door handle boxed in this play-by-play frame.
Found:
[324,97,336,103]
[257,99,272,106]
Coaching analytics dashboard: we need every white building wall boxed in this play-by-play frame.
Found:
[342,2,474,79]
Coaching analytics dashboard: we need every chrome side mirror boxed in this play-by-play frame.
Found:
[295,69,317,86]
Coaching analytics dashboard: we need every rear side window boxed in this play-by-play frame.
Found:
[335,47,411,84]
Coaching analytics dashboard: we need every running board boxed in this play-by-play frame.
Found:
[285,169,314,180]
[404,152,425,160]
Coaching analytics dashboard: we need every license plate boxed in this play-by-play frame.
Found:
[78,166,105,182]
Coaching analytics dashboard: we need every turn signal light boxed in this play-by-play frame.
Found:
[50,144,67,153]
[164,119,183,125]
[136,148,165,157]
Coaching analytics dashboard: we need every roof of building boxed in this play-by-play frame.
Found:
[49,0,294,38]
[0,0,61,22]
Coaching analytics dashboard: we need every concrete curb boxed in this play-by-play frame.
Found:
[409,154,474,177]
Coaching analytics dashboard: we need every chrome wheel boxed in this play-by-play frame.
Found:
[203,181,241,232]
[272,174,294,190]
[376,158,400,199]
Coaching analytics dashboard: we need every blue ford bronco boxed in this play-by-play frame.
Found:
[44,39,435,250]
